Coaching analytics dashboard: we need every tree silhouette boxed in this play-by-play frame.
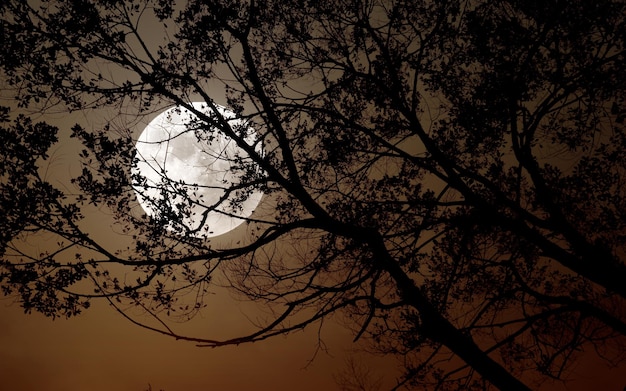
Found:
[1,1,625,389]
[334,357,383,391]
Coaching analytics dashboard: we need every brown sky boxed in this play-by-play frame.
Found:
[0,296,362,391]
[1,71,624,391]
[1,287,624,391]
[0,99,401,391]
[1,3,625,390]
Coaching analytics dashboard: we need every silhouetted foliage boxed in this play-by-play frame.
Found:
[1,1,625,390]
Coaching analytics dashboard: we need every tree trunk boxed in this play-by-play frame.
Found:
[368,233,531,391]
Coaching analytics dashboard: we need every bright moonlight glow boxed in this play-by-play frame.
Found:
[132,102,263,238]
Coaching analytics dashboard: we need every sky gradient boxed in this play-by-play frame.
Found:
[1,1,626,390]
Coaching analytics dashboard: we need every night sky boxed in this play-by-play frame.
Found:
[1,290,624,390]
[2,1,626,390]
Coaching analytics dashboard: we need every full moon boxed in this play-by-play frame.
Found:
[132,102,263,238]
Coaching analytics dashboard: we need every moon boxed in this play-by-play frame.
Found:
[132,102,263,238]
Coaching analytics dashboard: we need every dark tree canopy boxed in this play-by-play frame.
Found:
[1,1,626,389]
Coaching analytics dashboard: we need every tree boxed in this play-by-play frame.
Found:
[1,0,625,389]
[334,357,383,391]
